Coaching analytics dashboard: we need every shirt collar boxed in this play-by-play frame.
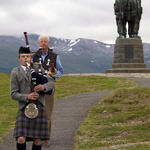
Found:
[21,65,26,71]
[41,50,48,56]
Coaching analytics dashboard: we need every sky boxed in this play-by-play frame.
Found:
[0,0,149,44]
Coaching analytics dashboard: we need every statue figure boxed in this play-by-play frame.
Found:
[114,0,142,39]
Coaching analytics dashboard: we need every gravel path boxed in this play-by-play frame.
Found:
[127,77,150,88]
[0,91,111,150]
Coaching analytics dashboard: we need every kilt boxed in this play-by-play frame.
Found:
[14,103,49,141]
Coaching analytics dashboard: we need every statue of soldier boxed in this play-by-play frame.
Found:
[114,0,142,39]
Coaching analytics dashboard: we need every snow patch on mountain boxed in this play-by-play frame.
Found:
[105,45,111,48]
[68,48,73,52]
[94,41,98,44]
[70,39,80,47]
[91,60,94,63]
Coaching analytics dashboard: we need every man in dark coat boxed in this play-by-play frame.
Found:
[33,35,63,146]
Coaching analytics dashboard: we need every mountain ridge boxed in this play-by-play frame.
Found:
[0,34,150,73]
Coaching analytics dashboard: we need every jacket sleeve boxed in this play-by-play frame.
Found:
[53,55,63,78]
[43,76,55,92]
[10,69,28,102]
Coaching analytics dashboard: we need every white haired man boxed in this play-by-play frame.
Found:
[33,35,63,146]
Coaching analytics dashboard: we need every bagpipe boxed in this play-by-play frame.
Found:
[24,32,54,95]
[24,32,57,119]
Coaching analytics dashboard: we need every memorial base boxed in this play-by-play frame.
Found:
[106,38,150,73]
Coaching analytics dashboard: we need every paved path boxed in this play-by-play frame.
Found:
[127,77,150,88]
[0,91,111,150]
[66,73,150,88]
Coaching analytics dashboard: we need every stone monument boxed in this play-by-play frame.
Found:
[106,0,150,73]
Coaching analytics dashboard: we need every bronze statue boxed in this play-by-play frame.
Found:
[114,0,142,39]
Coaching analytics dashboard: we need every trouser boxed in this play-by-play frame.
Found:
[45,91,54,138]
[116,17,127,37]
[128,17,140,37]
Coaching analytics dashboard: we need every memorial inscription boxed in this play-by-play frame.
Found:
[125,45,134,59]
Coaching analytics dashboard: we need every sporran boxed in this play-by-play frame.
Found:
[24,103,39,119]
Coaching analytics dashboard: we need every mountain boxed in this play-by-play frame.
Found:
[0,34,150,73]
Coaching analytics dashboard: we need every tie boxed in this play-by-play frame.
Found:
[26,67,30,80]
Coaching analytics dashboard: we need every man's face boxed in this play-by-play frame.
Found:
[38,37,50,51]
[18,54,32,66]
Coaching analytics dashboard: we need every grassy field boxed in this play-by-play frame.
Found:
[0,73,17,142]
[0,73,137,142]
[54,75,137,99]
[75,88,150,150]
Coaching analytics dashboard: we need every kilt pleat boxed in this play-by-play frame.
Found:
[14,103,49,141]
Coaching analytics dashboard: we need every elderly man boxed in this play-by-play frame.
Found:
[33,35,63,146]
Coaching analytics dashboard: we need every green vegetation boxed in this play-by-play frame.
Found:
[0,73,136,142]
[75,88,150,150]
[0,73,17,142]
[55,75,137,99]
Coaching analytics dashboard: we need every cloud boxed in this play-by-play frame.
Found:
[0,0,149,43]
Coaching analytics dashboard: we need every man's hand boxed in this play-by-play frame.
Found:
[48,68,57,77]
[27,92,39,100]
[34,84,45,92]
[47,71,54,77]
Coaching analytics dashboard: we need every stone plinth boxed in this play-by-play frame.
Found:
[106,38,150,73]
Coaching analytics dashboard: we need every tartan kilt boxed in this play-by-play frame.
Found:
[14,103,49,141]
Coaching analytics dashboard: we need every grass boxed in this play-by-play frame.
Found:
[55,75,137,99]
[75,88,150,150]
[0,73,17,142]
[0,73,136,142]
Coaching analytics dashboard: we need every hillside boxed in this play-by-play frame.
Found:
[0,73,136,142]
[1,73,150,149]
[75,87,150,150]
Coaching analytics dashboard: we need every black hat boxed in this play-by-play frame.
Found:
[19,46,30,54]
